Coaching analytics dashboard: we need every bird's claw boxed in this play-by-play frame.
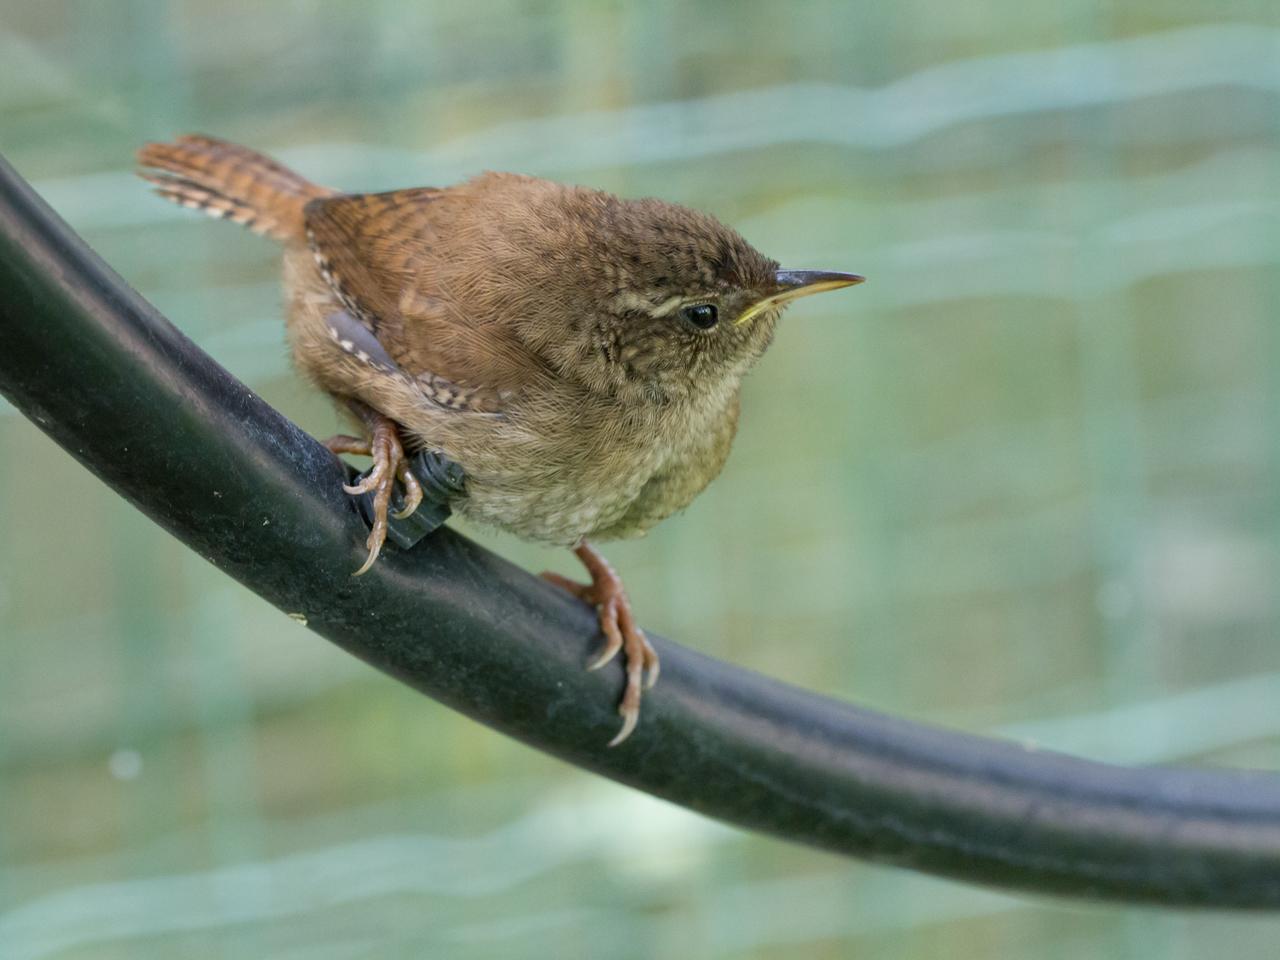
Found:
[324,418,419,575]
[392,460,424,520]
[541,543,659,746]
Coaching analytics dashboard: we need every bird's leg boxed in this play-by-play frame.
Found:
[323,401,423,575]
[542,541,660,746]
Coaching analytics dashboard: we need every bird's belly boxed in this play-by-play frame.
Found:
[457,484,634,544]
[412,381,740,545]
[447,402,730,545]
[454,446,663,545]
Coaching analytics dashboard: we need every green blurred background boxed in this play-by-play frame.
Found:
[4,0,1280,956]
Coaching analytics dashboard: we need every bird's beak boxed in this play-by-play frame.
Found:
[735,269,865,326]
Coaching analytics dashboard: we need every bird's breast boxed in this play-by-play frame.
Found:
[451,385,740,545]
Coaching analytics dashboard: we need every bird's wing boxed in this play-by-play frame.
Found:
[303,188,439,330]
[303,189,552,414]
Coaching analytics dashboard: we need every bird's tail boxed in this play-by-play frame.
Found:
[136,134,333,243]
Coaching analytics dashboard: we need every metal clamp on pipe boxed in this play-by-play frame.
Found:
[351,450,467,549]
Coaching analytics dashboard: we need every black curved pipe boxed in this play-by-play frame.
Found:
[3,153,1280,909]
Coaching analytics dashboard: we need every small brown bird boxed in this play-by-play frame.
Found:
[136,134,861,744]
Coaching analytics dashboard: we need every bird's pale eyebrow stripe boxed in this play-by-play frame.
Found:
[613,291,691,318]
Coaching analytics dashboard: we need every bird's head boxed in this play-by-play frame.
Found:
[469,175,863,406]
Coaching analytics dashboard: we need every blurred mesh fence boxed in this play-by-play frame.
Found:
[3,1,1280,957]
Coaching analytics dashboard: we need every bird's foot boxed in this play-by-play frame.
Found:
[542,541,659,746]
[324,414,422,575]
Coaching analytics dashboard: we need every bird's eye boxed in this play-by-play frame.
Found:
[680,303,719,331]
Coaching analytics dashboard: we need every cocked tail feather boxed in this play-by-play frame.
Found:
[136,134,333,243]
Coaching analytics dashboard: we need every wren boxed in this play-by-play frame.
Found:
[137,134,862,744]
